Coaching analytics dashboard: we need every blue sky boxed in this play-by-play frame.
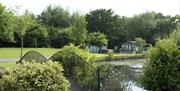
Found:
[0,0,179,16]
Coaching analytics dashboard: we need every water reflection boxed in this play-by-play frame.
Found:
[96,59,147,91]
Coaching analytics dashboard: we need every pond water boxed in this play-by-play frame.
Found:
[131,84,146,91]
[96,59,147,91]
[129,61,147,91]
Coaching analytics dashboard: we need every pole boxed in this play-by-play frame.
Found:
[97,68,100,91]
[20,35,23,58]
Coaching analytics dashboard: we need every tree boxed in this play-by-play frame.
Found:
[38,5,71,28]
[24,24,49,47]
[135,37,146,53]
[71,12,87,45]
[0,3,15,46]
[88,32,108,52]
[86,9,125,48]
[125,12,157,44]
[15,12,35,58]
[135,37,146,47]
[39,5,87,48]
[48,27,73,48]
[170,29,180,46]
[125,12,178,45]
[154,15,177,38]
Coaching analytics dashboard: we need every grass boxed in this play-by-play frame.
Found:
[0,48,61,59]
[0,48,143,59]
[0,62,16,68]
[0,48,143,68]
[92,53,143,61]
[95,59,146,66]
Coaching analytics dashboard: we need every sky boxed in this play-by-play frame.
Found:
[0,0,180,17]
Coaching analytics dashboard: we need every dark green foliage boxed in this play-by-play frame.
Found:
[24,24,49,47]
[39,5,71,28]
[51,44,96,89]
[0,67,5,79]
[39,6,88,47]
[139,38,180,91]
[0,61,70,91]
[170,29,180,46]
[71,13,88,45]
[86,9,126,48]
[125,12,178,45]
[0,3,15,42]
[135,37,146,53]
[0,2,179,49]
[48,27,73,48]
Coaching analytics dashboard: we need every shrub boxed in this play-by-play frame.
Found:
[51,44,95,89]
[107,51,114,59]
[0,72,3,79]
[0,67,5,79]
[0,61,70,91]
[170,29,180,46]
[139,39,180,91]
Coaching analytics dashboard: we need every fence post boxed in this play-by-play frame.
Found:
[97,68,100,91]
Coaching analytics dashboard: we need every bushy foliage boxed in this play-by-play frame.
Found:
[88,32,108,46]
[0,61,70,91]
[107,51,114,59]
[0,3,15,42]
[139,38,180,91]
[51,44,96,89]
[170,29,180,46]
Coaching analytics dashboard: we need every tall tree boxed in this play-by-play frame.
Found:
[48,27,73,48]
[125,12,157,44]
[88,32,108,46]
[24,24,48,47]
[0,3,15,46]
[71,12,87,45]
[15,11,35,58]
[86,9,126,48]
[38,5,73,48]
[125,12,178,45]
[87,32,108,53]
[38,5,71,28]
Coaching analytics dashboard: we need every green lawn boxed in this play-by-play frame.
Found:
[0,48,143,59]
[0,48,143,68]
[92,53,143,61]
[0,62,16,68]
[0,48,61,59]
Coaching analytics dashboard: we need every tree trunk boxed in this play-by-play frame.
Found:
[20,35,23,58]
[99,46,102,53]
[35,38,37,48]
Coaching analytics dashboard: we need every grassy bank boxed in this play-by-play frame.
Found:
[92,53,144,61]
[0,48,144,68]
[0,62,16,68]
[0,48,60,59]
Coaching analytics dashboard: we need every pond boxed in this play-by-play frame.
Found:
[95,58,147,91]
[131,83,146,91]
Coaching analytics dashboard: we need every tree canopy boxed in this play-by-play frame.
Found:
[86,9,126,48]
[0,3,179,49]
[0,4,15,43]
[88,32,108,47]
